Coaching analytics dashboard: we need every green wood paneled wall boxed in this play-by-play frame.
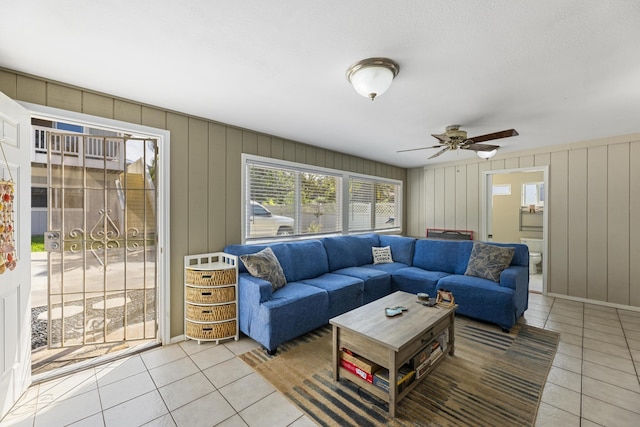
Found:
[0,68,407,338]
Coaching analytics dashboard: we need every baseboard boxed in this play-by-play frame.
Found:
[169,334,185,344]
[546,293,640,313]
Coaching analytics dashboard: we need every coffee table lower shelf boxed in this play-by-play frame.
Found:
[336,341,448,410]
[337,348,444,403]
[330,291,456,417]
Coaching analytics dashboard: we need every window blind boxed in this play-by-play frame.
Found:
[243,155,401,242]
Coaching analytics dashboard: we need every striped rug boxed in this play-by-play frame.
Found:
[239,317,559,426]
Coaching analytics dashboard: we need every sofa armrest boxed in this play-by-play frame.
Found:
[499,265,529,317]
[238,273,273,304]
[499,266,528,291]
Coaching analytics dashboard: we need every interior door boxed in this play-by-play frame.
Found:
[0,91,32,418]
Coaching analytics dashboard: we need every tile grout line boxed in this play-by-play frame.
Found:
[169,340,257,425]
[580,301,585,423]
[186,347,232,425]
[579,305,640,422]
[138,349,179,426]
[617,308,640,388]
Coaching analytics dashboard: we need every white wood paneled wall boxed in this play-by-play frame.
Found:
[408,136,640,308]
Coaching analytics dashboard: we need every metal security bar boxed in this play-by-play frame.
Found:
[44,131,158,348]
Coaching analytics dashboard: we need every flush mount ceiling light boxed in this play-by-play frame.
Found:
[346,57,400,101]
[477,149,498,160]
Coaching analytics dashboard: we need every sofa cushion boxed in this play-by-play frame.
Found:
[322,234,380,271]
[413,239,473,274]
[227,240,329,283]
[379,235,416,265]
[300,273,364,318]
[363,262,410,274]
[352,234,381,265]
[372,246,393,264]
[436,274,517,330]
[464,242,515,282]
[280,240,329,282]
[322,236,357,271]
[332,266,392,304]
[240,247,287,291]
[257,282,330,352]
[391,266,449,296]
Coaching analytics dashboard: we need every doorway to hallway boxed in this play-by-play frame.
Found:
[483,167,548,294]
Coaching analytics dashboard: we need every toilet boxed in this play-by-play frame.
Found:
[520,238,543,275]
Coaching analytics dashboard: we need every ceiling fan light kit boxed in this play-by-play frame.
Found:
[346,57,399,101]
[477,149,498,159]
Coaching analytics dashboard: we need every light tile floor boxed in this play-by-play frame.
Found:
[3,293,640,426]
[529,273,543,293]
[526,293,640,427]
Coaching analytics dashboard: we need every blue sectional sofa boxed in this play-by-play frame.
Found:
[224,234,529,353]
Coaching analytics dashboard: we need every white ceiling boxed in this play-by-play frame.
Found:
[2,1,639,168]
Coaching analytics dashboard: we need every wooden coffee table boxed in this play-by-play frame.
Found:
[330,291,455,417]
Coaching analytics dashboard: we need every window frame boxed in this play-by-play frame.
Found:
[492,183,511,196]
[522,181,545,207]
[242,154,402,243]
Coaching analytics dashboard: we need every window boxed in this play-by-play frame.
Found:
[349,178,398,232]
[243,155,402,242]
[31,187,47,208]
[492,184,511,196]
[522,182,544,206]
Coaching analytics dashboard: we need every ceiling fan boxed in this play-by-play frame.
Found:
[398,125,519,159]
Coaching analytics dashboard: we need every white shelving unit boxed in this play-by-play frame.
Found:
[184,252,239,344]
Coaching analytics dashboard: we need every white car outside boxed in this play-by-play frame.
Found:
[249,201,295,237]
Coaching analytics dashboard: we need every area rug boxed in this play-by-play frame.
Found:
[240,317,559,427]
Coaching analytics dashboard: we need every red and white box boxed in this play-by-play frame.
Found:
[340,358,374,383]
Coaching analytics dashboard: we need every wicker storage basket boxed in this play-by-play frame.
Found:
[186,268,236,286]
[185,286,235,304]
[186,320,236,340]
[186,303,236,322]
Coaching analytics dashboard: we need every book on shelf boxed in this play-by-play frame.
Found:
[428,345,444,365]
[373,365,416,394]
[340,349,380,374]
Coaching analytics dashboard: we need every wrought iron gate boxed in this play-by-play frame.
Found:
[40,130,158,348]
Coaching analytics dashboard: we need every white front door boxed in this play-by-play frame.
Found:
[0,91,32,418]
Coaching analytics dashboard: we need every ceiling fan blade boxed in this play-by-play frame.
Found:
[431,133,449,143]
[428,147,450,159]
[462,143,500,152]
[397,145,443,153]
[468,129,519,143]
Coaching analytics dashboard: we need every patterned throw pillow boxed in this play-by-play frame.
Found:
[372,246,393,264]
[464,242,515,282]
[240,247,287,291]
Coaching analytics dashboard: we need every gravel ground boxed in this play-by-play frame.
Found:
[31,306,48,350]
[31,290,156,350]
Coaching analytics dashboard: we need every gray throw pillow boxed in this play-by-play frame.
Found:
[464,242,515,283]
[240,247,287,291]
